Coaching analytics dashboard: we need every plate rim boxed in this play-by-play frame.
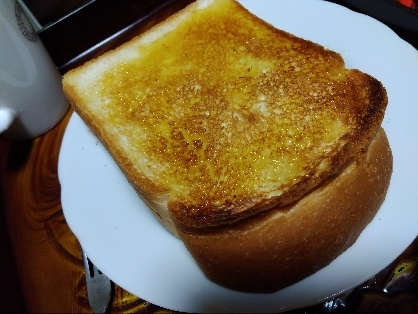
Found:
[59,0,418,312]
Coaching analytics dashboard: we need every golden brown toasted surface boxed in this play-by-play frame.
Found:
[178,128,393,293]
[62,0,387,230]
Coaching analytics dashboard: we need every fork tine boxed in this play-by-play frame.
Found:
[82,249,112,314]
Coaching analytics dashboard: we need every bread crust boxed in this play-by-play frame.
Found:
[62,0,393,293]
[177,128,392,293]
[63,0,389,233]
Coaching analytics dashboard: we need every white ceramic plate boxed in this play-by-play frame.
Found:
[59,0,418,312]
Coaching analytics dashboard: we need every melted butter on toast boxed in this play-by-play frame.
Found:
[86,0,386,227]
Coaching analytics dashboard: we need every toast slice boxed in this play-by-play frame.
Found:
[63,0,391,293]
[62,0,387,236]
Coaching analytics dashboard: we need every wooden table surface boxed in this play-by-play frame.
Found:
[0,109,171,313]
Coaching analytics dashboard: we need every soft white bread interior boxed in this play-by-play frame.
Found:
[62,0,392,293]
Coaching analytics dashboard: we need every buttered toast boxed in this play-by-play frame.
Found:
[63,0,392,293]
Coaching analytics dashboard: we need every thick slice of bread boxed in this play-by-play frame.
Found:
[180,128,392,292]
[63,0,392,293]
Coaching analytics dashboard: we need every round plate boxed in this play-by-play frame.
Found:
[59,0,418,312]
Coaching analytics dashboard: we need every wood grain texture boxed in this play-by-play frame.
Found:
[0,109,417,313]
[0,109,169,313]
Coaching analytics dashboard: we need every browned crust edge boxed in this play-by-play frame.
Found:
[177,128,392,293]
[168,70,388,230]
[62,0,389,231]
